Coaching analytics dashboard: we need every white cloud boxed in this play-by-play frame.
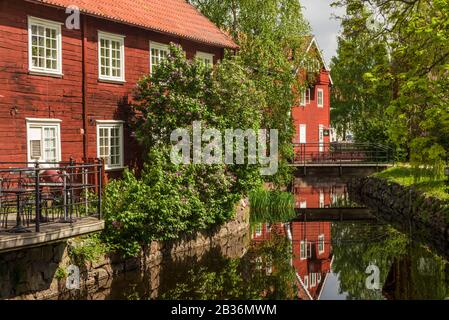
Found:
[300,0,345,65]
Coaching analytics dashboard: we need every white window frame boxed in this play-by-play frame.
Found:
[28,16,63,76]
[317,88,324,108]
[300,240,307,260]
[196,51,214,67]
[318,234,325,254]
[96,120,125,170]
[311,273,317,287]
[26,118,62,164]
[150,41,170,74]
[299,90,306,107]
[98,31,126,82]
[299,124,307,144]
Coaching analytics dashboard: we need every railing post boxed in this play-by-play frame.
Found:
[97,159,103,220]
[63,170,68,222]
[34,162,40,233]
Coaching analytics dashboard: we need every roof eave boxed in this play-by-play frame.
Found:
[25,0,239,50]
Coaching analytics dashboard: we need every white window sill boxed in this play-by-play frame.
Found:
[104,166,125,172]
[29,70,64,78]
[98,78,126,85]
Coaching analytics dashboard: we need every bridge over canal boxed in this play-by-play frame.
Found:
[290,142,395,176]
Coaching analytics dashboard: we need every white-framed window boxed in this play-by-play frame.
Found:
[26,118,62,164]
[303,275,309,288]
[299,124,307,144]
[318,234,325,254]
[299,90,306,106]
[317,88,324,107]
[196,51,214,67]
[311,273,317,287]
[300,201,307,209]
[300,88,311,106]
[300,240,307,260]
[150,41,170,73]
[96,121,124,170]
[98,31,125,82]
[28,16,62,75]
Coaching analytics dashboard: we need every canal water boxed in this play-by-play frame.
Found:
[82,177,449,300]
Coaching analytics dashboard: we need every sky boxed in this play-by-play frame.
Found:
[300,0,346,66]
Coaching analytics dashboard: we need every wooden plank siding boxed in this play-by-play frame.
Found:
[0,0,225,178]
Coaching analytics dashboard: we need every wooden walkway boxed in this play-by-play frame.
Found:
[0,217,104,253]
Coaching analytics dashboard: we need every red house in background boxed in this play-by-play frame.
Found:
[0,0,237,177]
[252,182,337,300]
[251,221,333,300]
[292,37,333,161]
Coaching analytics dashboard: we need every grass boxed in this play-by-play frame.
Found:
[373,165,449,201]
[249,189,296,224]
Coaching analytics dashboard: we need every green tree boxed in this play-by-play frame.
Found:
[330,5,392,146]
[189,0,312,186]
[332,0,449,168]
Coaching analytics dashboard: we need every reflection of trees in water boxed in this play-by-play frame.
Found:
[159,232,297,300]
[383,245,449,300]
[331,222,404,300]
[331,222,449,300]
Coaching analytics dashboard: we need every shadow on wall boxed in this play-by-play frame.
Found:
[0,242,67,299]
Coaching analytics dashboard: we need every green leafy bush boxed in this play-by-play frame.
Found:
[103,45,268,256]
[68,235,108,266]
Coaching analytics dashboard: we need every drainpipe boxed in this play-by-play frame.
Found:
[81,14,89,162]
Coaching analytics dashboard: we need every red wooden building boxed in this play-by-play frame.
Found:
[251,221,333,300]
[252,183,335,300]
[292,37,333,160]
[0,0,237,176]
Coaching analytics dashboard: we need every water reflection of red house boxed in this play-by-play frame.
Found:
[294,181,348,209]
[289,222,332,300]
[251,222,332,300]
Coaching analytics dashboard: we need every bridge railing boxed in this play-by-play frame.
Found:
[292,142,394,165]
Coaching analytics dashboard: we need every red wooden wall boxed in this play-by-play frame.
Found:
[0,0,224,176]
[292,69,332,145]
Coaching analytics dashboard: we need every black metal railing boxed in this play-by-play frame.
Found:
[0,160,103,234]
[292,142,395,165]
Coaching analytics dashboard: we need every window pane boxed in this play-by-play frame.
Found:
[98,125,122,168]
[30,22,58,71]
[100,36,123,79]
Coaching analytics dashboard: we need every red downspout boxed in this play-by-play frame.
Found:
[81,14,88,161]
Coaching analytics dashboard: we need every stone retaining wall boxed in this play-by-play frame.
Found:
[0,200,250,300]
[349,177,449,256]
